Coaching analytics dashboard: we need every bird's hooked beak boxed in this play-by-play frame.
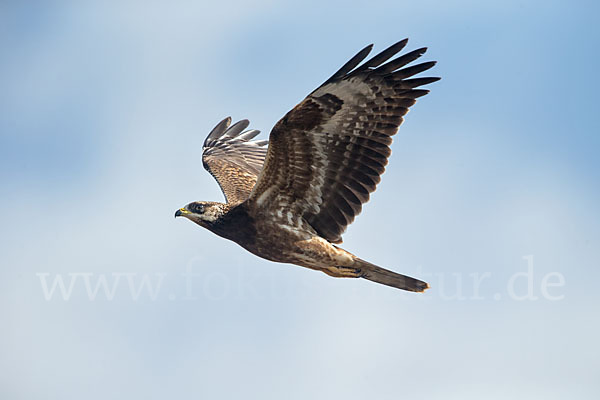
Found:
[174,208,190,218]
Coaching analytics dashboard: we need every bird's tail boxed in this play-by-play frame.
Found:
[354,258,429,292]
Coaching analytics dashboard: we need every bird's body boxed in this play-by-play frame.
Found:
[176,39,439,292]
[194,201,352,272]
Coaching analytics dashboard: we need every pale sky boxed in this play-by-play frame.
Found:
[1,1,599,399]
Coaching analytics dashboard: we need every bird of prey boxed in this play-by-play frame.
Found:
[175,39,439,292]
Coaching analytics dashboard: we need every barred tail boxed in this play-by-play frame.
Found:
[355,258,429,292]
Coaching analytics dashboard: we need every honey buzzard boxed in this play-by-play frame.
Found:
[175,39,439,292]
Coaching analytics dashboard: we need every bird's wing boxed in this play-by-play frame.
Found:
[202,117,268,204]
[248,39,439,243]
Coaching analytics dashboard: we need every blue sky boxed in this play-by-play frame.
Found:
[1,1,599,399]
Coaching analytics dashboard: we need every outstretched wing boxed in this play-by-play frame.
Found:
[248,39,439,243]
[203,117,268,204]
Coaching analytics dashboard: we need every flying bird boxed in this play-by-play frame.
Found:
[175,39,439,292]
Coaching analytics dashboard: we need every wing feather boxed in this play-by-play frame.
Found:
[322,44,374,86]
[202,117,268,204]
[357,39,408,71]
[248,39,439,243]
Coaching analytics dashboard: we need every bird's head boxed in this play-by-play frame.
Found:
[174,201,226,226]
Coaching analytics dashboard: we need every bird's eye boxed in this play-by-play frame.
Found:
[194,204,205,213]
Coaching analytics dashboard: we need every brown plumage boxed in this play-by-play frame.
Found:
[175,39,439,292]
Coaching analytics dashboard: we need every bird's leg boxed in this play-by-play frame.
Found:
[292,236,361,278]
[321,265,362,278]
